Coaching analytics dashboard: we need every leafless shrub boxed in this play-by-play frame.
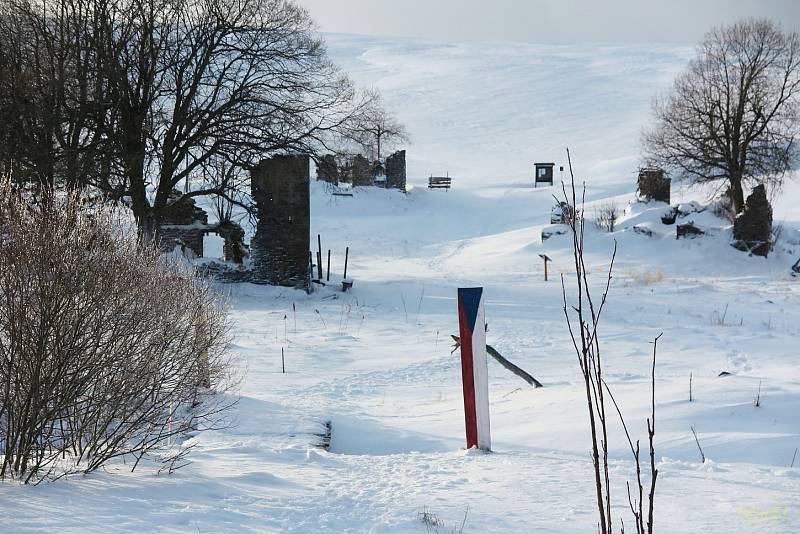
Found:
[710,303,743,327]
[594,202,619,232]
[418,506,468,534]
[560,150,658,534]
[418,508,446,532]
[753,381,762,407]
[0,183,236,483]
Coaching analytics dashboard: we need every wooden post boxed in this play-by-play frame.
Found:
[317,234,323,280]
[326,249,331,281]
[538,254,552,281]
[343,246,349,280]
[281,347,285,373]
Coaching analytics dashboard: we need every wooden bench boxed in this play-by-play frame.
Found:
[428,176,452,190]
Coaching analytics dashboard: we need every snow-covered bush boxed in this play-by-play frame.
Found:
[0,183,234,483]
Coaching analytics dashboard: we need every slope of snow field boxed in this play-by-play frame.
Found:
[1,35,799,533]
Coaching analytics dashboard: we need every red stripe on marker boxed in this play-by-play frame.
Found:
[458,299,478,449]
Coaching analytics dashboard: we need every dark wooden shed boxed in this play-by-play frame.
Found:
[534,163,555,187]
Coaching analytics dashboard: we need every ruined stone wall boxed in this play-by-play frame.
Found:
[159,226,205,257]
[385,150,406,191]
[316,151,406,191]
[350,155,373,187]
[215,221,246,264]
[637,168,671,204]
[733,184,772,257]
[157,190,208,257]
[250,155,311,289]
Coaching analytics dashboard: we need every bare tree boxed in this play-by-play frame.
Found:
[642,18,800,214]
[0,0,112,189]
[0,0,371,239]
[0,180,235,483]
[137,0,365,238]
[345,91,410,160]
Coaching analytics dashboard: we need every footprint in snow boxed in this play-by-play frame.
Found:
[726,350,751,373]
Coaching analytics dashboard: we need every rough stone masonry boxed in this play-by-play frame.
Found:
[385,150,406,191]
[733,184,772,257]
[637,168,671,204]
[158,190,209,258]
[250,155,311,289]
[316,150,406,191]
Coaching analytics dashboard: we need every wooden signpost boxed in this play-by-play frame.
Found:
[538,253,552,281]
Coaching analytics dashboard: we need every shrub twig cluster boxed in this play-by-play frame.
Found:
[0,184,236,483]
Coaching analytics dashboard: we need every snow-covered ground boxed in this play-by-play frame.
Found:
[2,35,799,533]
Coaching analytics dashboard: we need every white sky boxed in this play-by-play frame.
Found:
[297,0,800,43]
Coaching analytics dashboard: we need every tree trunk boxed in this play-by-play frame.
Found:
[126,154,156,243]
[729,173,745,214]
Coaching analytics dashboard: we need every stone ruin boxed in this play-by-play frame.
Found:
[216,221,247,264]
[676,222,703,239]
[157,190,247,263]
[637,168,670,204]
[732,184,772,257]
[384,150,406,190]
[158,190,209,258]
[154,155,315,290]
[317,150,406,191]
[250,154,311,290]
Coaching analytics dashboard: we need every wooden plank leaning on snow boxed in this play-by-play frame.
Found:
[451,335,543,388]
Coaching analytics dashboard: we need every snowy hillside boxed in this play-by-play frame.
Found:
[2,35,799,533]
[326,35,694,191]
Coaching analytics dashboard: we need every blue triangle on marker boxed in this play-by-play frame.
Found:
[458,287,483,334]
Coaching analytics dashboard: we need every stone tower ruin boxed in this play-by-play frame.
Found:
[250,155,311,290]
[637,168,671,204]
[385,150,406,191]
